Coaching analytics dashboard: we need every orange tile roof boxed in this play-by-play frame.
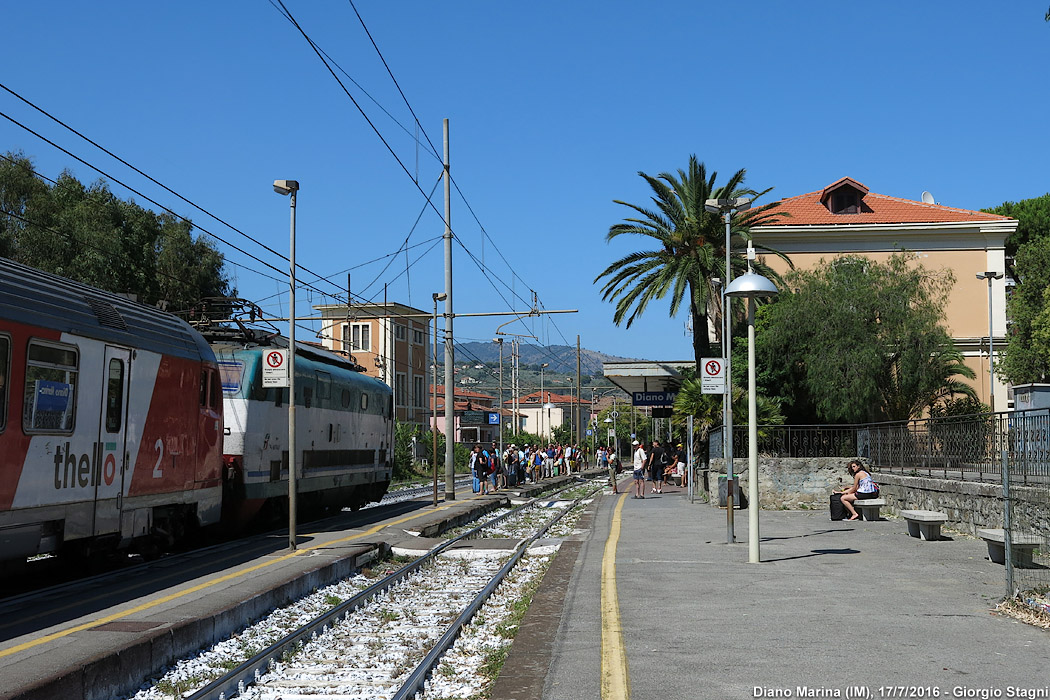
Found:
[760,179,1013,227]
[519,391,592,405]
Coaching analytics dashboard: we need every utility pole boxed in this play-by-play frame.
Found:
[442,119,455,501]
[576,335,582,451]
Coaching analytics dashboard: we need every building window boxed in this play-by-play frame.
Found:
[830,189,861,214]
[412,329,424,345]
[343,323,371,352]
[413,375,424,408]
[396,372,407,407]
[395,324,407,341]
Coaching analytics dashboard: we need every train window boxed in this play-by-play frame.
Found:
[218,360,244,396]
[303,385,313,409]
[341,388,351,408]
[24,340,79,433]
[361,392,369,411]
[105,358,124,433]
[209,369,221,409]
[0,335,9,432]
[200,370,208,406]
[315,371,331,401]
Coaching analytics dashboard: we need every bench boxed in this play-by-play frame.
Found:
[854,498,885,521]
[977,529,1042,567]
[900,510,948,540]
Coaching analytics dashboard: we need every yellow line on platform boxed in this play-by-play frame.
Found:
[0,491,482,659]
[601,490,630,699]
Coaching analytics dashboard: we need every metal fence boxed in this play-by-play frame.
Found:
[709,411,1050,601]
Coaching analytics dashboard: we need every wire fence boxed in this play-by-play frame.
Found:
[709,410,1050,603]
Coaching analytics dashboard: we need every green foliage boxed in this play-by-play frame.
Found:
[982,193,1050,256]
[593,403,651,455]
[595,155,789,369]
[758,253,974,422]
[0,151,232,308]
[999,237,1050,384]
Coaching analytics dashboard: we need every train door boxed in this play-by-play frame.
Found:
[93,346,130,536]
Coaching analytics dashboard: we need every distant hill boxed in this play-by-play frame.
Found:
[455,342,639,376]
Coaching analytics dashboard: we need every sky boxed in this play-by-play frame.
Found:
[1,2,1048,364]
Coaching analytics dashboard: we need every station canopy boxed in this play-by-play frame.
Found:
[602,360,694,398]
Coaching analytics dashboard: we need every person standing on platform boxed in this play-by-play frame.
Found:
[470,444,489,496]
[632,440,647,499]
[647,440,665,494]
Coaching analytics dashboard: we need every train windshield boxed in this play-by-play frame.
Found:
[218,360,245,396]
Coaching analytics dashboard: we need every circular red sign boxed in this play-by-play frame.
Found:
[266,351,284,368]
[704,360,722,376]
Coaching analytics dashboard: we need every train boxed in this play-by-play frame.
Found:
[0,257,393,570]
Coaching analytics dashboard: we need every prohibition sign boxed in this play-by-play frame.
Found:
[700,357,725,394]
[704,359,722,377]
[267,351,284,368]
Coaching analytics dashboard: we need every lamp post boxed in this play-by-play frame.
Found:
[273,179,299,551]
[725,247,779,563]
[704,196,751,544]
[976,271,1004,413]
[432,292,446,507]
[494,337,505,474]
[540,363,549,438]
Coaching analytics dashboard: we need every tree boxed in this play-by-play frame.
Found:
[0,151,233,307]
[757,253,974,423]
[998,237,1050,384]
[981,193,1050,258]
[595,156,789,369]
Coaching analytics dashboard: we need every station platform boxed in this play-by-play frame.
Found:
[494,479,1050,700]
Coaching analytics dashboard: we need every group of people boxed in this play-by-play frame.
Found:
[629,439,686,499]
[468,442,589,494]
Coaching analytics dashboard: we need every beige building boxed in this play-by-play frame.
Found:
[751,177,1017,410]
[517,390,591,441]
[314,302,431,425]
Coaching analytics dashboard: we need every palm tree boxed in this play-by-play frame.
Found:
[595,155,789,369]
[877,338,977,420]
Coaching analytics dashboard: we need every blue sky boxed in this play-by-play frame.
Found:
[2,2,1048,363]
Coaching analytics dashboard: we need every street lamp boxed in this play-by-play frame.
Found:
[976,271,1004,413]
[432,292,446,507]
[726,247,779,564]
[540,363,549,438]
[273,179,299,552]
[704,196,751,544]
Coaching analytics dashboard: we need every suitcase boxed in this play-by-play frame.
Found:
[472,475,480,493]
[830,493,848,520]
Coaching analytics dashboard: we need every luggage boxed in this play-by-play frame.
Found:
[473,475,481,493]
[830,493,848,520]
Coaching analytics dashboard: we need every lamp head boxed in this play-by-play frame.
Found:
[541,363,549,368]
[273,179,299,195]
[976,271,1003,281]
[433,292,447,302]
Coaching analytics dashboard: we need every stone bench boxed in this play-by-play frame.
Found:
[854,498,885,521]
[977,528,1042,567]
[900,510,948,540]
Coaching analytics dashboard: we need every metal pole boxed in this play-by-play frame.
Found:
[442,119,455,500]
[497,339,504,474]
[747,295,760,563]
[688,415,695,504]
[576,335,582,452]
[432,294,440,507]
[987,277,996,414]
[724,210,735,543]
[1002,449,1014,597]
[288,189,297,551]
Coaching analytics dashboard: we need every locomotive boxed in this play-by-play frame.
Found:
[212,336,394,525]
[0,258,393,570]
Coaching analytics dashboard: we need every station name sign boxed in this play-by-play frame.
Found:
[632,391,677,407]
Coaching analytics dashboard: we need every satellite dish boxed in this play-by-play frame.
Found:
[921,191,935,205]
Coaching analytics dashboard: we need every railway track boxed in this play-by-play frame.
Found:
[129,475,604,700]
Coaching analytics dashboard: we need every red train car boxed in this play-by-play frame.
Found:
[0,258,223,567]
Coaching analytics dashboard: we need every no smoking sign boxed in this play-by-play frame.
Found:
[700,357,725,395]
[262,349,290,388]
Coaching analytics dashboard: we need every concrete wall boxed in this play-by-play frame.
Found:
[705,457,1050,535]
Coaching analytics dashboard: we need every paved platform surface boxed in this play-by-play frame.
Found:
[496,481,1050,700]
